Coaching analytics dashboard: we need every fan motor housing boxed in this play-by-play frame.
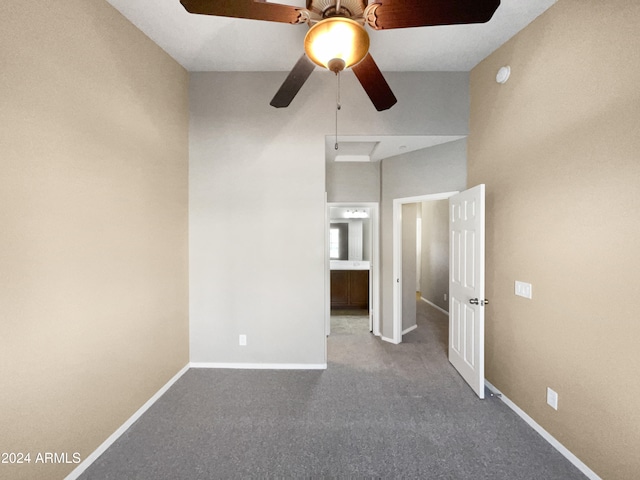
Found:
[311,0,366,20]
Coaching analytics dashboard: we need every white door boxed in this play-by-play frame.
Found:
[449,184,486,399]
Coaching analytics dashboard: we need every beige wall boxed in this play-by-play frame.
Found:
[468,1,640,478]
[0,1,189,479]
[420,200,449,311]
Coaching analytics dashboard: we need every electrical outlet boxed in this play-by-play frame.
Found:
[546,387,558,410]
[239,334,247,346]
[444,293,448,301]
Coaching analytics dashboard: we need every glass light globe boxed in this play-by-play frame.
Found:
[304,18,370,72]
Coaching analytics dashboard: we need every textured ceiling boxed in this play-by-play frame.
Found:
[105,0,557,72]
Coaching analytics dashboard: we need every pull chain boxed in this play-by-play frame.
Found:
[335,71,341,150]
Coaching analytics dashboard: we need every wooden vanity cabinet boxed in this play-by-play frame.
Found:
[330,270,369,309]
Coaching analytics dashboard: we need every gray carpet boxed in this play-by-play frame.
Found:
[80,302,587,479]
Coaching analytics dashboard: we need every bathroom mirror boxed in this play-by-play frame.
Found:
[329,207,371,262]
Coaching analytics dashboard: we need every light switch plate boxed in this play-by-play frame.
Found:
[547,387,558,410]
[239,334,247,346]
[515,281,532,299]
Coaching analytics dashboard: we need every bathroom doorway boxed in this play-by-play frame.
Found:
[325,202,380,337]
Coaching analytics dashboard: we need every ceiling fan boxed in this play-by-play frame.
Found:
[180,0,501,111]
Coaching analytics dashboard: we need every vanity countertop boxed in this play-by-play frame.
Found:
[330,260,370,270]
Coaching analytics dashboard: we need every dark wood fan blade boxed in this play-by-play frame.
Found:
[369,0,500,30]
[270,54,316,108]
[352,54,397,111]
[180,0,302,24]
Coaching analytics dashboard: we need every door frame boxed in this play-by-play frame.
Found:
[326,202,380,337]
[392,191,459,344]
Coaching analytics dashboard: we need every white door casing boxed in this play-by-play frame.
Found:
[449,184,486,399]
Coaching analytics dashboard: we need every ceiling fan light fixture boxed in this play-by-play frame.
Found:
[304,17,369,71]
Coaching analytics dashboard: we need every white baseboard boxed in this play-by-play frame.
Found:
[402,324,417,335]
[484,380,601,480]
[190,362,327,370]
[381,335,399,344]
[420,297,449,316]
[65,363,190,480]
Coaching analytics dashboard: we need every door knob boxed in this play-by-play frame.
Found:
[469,298,489,306]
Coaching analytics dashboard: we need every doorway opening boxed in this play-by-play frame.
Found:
[391,192,458,344]
[326,202,380,338]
